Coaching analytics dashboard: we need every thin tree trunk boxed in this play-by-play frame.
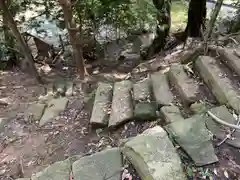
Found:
[0,0,43,83]
[206,0,223,38]
[58,0,85,80]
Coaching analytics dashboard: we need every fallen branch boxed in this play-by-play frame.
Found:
[207,111,240,130]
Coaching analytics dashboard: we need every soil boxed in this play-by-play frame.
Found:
[1,45,240,180]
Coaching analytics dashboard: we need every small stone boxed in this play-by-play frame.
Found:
[0,117,9,132]
[160,105,184,123]
[134,103,157,120]
[65,81,74,96]
[190,102,208,114]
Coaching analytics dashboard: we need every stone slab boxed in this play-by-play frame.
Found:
[72,148,122,180]
[31,159,71,180]
[121,126,187,180]
[165,115,218,166]
[206,105,240,148]
[108,80,133,127]
[24,103,46,122]
[168,64,199,104]
[219,48,240,77]
[40,97,69,126]
[160,105,184,124]
[151,71,174,106]
[195,56,240,113]
[90,82,113,126]
[133,78,152,102]
[134,102,157,120]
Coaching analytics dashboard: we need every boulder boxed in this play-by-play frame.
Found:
[72,148,122,180]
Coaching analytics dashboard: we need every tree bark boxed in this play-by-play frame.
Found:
[0,0,43,83]
[58,0,85,80]
[146,0,171,58]
[185,0,207,38]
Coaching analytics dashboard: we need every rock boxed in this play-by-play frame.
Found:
[24,103,46,122]
[165,115,218,166]
[195,56,240,113]
[121,126,187,180]
[65,81,74,96]
[219,48,240,77]
[90,82,113,126]
[168,64,199,104]
[0,117,9,131]
[39,97,69,126]
[108,80,133,127]
[160,105,184,124]
[134,103,157,120]
[54,79,66,96]
[31,159,71,180]
[72,148,122,180]
[151,71,174,106]
[206,105,240,148]
[0,97,9,106]
[133,78,152,102]
[190,102,208,114]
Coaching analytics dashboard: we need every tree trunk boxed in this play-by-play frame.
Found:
[0,0,43,83]
[185,0,207,37]
[206,0,223,38]
[58,0,85,80]
[146,0,171,58]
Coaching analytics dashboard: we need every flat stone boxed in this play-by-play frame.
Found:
[121,126,187,180]
[206,105,240,148]
[109,80,133,127]
[31,159,71,180]
[65,81,74,96]
[25,103,46,122]
[39,97,69,126]
[151,71,174,106]
[165,115,218,166]
[168,64,199,104]
[133,78,152,102]
[219,48,240,77]
[160,105,184,124]
[134,103,157,120]
[90,82,113,126]
[195,56,240,113]
[72,148,122,180]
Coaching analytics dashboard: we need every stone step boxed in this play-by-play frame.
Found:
[133,78,157,120]
[165,115,218,166]
[218,48,240,77]
[108,80,134,127]
[151,71,174,106]
[90,82,113,126]
[168,64,199,105]
[195,56,240,113]
[121,126,187,180]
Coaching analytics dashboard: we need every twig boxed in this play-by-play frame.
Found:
[217,116,240,146]
[207,111,240,130]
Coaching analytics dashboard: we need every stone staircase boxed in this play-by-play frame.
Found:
[90,47,240,128]
[18,47,240,180]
